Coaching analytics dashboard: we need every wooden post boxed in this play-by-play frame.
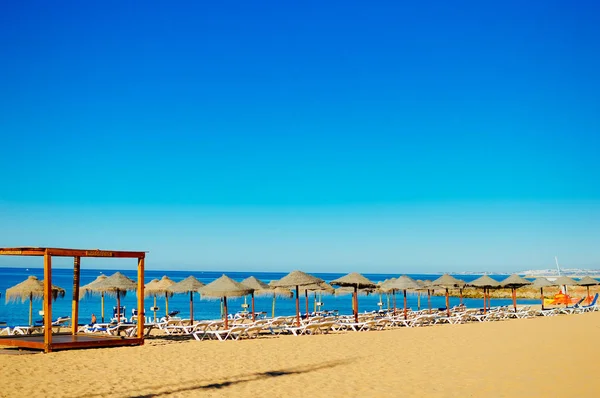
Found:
[189,291,194,324]
[153,295,157,322]
[540,287,544,310]
[393,290,397,314]
[117,291,121,322]
[165,292,169,318]
[43,252,52,353]
[251,292,255,322]
[272,293,276,318]
[445,288,450,317]
[295,285,300,327]
[512,287,517,312]
[428,289,431,314]
[313,291,317,313]
[29,293,33,326]
[459,288,463,305]
[403,289,408,320]
[223,296,228,329]
[137,257,145,340]
[305,289,310,321]
[417,291,421,311]
[483,287,487,314]
[101,292,105,322]
[72,256,81,335]
[354,286,358,323]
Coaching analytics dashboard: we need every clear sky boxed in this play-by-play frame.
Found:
[1,1,599,273]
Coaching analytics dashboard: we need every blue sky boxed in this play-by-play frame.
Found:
[1,1,599,273]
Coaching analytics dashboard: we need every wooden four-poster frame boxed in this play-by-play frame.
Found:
[0,247,146,353]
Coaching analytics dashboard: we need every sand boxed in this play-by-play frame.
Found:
[1,312,599,397]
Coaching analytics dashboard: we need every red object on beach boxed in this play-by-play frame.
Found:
[445,288,450,317]
[511,288,517,312]
[403,289,408,320]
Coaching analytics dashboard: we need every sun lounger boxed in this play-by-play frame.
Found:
[0,322,11,336]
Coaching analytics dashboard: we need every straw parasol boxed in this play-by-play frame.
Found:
[531,277,557,310]
[500,274,532,312]
[145,275,176,319]
[383,275,420,319]
[431,274,466,316]
[241,276,272,321]
[199,275,253,329]
[80,274,108,322]
[299,282,335,316]
[468,275,501,314]
[5,276,66,326]
[144,279,160,321]
[331,273,376,323]
[92,272,137,322]
[578,276,599,305]
[168,276,205,324]
[271,270,324,326]
[267,282,294,318]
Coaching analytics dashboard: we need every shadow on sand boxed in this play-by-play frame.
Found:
[92,358,353,397]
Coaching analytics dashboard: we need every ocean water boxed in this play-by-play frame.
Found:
[0,267,538,326]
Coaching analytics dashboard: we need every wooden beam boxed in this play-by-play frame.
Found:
[43,252,53,353]
[137,257,145,341]
[0,247,147,258]
[71,256,81,335]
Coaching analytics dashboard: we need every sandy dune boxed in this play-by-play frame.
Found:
[1,312,599,397]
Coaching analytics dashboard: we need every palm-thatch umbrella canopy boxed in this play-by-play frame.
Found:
[200,275,254,329]
[241,276,273,321]
[431,274,466,316]
[145,275,176,319]
[531,277,557,310]
[331,273,376,323]
[5,276,66,325]
[553,276,580,287]
[144,279,160,321]
[80,274,108,322]
[500,274,532,312]
[271,271,324,326]
[468,275,501,313]
[267,281,295,318]
[383,276,420,319]
[578,276,599,304]
[92,272,137,322]
[168,276,205,324]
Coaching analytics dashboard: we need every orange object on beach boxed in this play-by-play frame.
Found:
[546,293,580,306]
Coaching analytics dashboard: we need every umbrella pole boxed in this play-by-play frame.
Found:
[354,286,358,323]
[417,291,421,311]
[29,293,33,326]
[101,292,105,323]
[165,293,169,318]
[272,293,276,318]
[153,295,157,322]
[305,289,310,321]
[459,288,463,306]
[190,291,194,324]
[220,298,223,318]
[313,291,317,314]
[540,287,544,311]
[483,288,487,314]
[587,286,591,304]
[295,286,300,327]
[512,288,517,312]
[387,293,390,311]
[251,292,255,322]
[223,296,228,329]
[117,291,121,323]
[445,288,450,317]
[403,289,408,320]
[379,291,383,311]
[428,289,431,314]
[393,290,397,314]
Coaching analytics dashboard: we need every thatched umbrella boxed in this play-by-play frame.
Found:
[383,276,420,320]
[92,272,137,322]
[301,282,334,314]
[578,276,599,304]
[80,274,108,322]
[241,276,273,321]
[271,271,324,326]
[331,273,376,323]
[432,274,466,316]
[531,277,557,310]
[5,276,66,325]
[199,275,253,329]
[168,276,205,324]
[378,278,396,311]
[145,275,176,319]
[500,274,532,312]
[267,283,294,318]
[144,279,160,322]
[468,275,501,314]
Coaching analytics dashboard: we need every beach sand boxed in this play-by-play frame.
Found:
[1,312,599,397]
